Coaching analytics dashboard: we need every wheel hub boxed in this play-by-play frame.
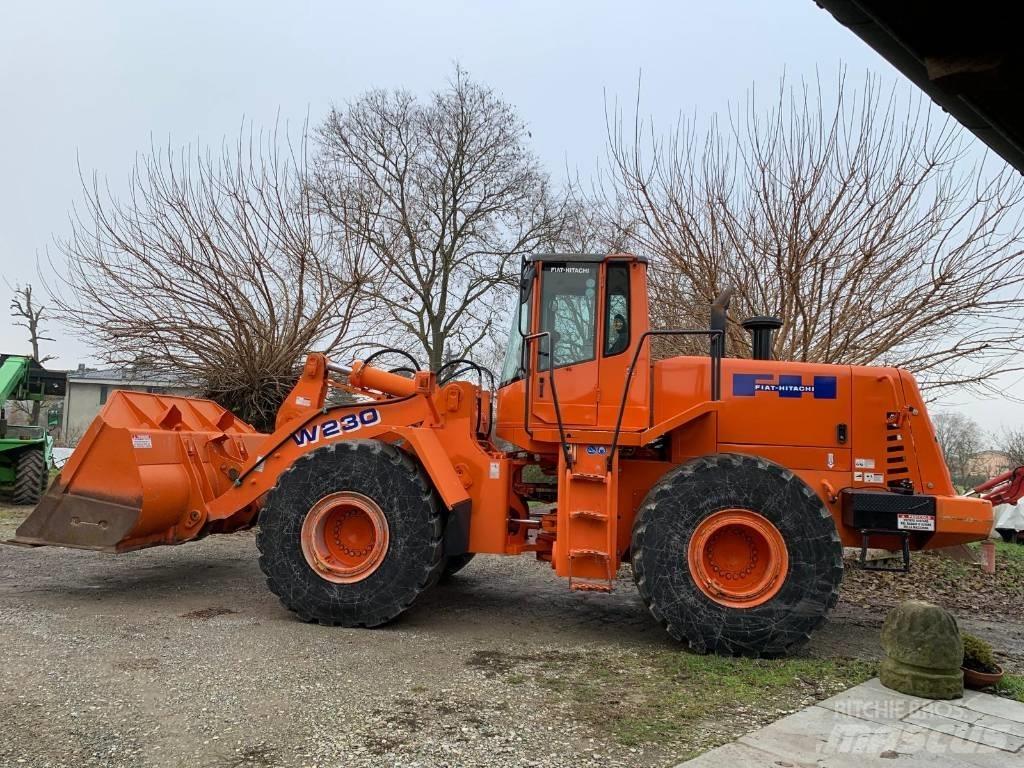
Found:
[300,491,389,584]
[687,508,788,608]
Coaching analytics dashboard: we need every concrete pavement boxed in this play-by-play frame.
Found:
[678,677,1024,767]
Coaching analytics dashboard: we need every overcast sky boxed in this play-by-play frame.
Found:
[1,1,1020,433]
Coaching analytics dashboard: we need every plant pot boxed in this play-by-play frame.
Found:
[962,664,1004,689]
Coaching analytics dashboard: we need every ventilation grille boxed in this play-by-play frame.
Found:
[885,412,912,491]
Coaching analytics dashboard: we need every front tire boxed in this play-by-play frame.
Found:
[12,448,47,505]
[257,440,444,626]
[631,453,843,657]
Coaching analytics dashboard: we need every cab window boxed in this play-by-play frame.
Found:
[500,291,531,386]
[540,262,598,368]
[604,263,630,356]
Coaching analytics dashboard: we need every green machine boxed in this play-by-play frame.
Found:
[0,354,66,504]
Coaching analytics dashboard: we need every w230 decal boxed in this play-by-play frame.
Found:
[291,408,381,447]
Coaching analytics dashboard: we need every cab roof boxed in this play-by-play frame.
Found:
[527,253,648,264]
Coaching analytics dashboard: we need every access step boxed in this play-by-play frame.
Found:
[569,548,610,560]
[570,580,613,593]
[858,529,911,573]
[569,509,608,522]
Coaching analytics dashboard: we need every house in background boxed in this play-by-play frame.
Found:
[62,365,196,444]
[966,449,1013,482]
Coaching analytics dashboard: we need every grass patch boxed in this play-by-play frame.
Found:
[471,647,874,754]
[996,674,1024,703]
[993,540,1024,566]
[554,651,874,748]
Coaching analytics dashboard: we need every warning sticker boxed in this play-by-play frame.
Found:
[897,514,935,532]
[295,396,311,407]
[489,461,501,479]
[854,458,876,469]
[131,435,152,449]
[865,472,885,484]
[853,471,863,481]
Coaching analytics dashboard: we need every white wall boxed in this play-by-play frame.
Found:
[62,382,196,445]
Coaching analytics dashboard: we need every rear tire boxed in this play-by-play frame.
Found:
[257,440,444,627]
[631,453,843,657]
[12,448,47,505]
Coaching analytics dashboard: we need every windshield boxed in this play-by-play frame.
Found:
[540,262,598,368]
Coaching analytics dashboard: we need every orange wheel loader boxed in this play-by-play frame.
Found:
[12,253,1006,656]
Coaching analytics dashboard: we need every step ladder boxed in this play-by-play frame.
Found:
[558,446,618,592]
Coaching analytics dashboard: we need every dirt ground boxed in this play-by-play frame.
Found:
[1,502,1022,768]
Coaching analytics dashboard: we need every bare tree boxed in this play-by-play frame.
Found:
[997,427,1024,467]
[49,128,371,431]
[9,284,55,365]
[601,72,1024,389]
[933,412,985,488]
[313,67,566,372]
[8,283,55,425]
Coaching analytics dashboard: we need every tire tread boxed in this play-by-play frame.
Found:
[631,452,842,657]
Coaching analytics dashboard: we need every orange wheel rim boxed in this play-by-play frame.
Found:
[687,508,788,608]
[300,491,389,584]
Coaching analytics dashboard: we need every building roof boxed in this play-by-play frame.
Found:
[971,449,1011,459]
[67,366,194,388]
[816,0,1024,173]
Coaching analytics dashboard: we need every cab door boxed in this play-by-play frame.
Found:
[530,261,600,427]
[595,259,650,431]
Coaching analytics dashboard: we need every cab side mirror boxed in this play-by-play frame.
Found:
[519,263,536,304]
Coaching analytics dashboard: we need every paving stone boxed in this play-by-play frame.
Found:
[960,689,1024,723]
[903,706,1024,751]
[673,740,807,767]
[676,680,1023,768]
[739,705,998,767]
[917,699,1024,738]
[738,705,899,763]
[817,676,932,730]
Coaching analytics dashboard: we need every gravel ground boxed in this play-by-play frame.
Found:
[0,507,681,768]
[1,502,1021,768]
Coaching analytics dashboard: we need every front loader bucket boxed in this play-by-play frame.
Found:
[12,391,267,552]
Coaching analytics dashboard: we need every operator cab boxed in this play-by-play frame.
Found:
[495,253,651,449]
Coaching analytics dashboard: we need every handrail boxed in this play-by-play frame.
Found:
[523,331,573,469]
[606,328,724,470]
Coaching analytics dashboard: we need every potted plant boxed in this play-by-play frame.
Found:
[961,633,1004,689]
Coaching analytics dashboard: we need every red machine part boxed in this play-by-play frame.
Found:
[974,466,1024,506]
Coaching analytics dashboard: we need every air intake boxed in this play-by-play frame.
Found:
[741,316,783,360]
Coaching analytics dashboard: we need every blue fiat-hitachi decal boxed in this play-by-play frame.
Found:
[732,373,838,399]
